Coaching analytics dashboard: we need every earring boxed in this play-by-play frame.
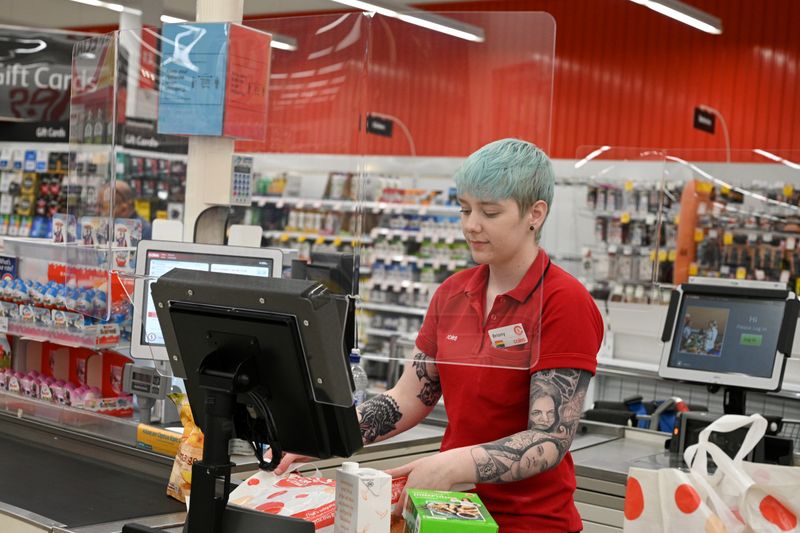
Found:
[530,225,535,231]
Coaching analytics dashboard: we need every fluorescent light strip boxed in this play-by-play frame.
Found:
[158,15,298,51]
[396,12,484,42]
[630,0,722,35]
[69,0,141,15]
[329,0,398,18]
[754,149,800,170]
[328,0,484,42]
[160,14,185,24]
[574,146,611,169]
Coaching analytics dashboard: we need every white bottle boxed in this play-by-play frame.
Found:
[334,461,391,533]
[350,349,368,406]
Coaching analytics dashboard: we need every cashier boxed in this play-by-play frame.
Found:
[279,139,604,532]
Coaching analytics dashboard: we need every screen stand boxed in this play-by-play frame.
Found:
[123,351,314,533]
[723,387,747,415]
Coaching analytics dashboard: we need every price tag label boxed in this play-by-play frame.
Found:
[708,229,718,238]
[608,244,619,254]
[689,263,699,276]
[784,184,794,198]
[780,270,791,283]
[694,228,705,242]
[646,214,656,225]
[721,185,731,194]
[279,234,290,243]
[296,202,305,210]
[649,250,657,262]
[315,236,325,245]
[658,250,668,262]
[723,232,734,245]
[313,201,322,209]
[674,215,680,225]
[787,237,796,251]
[620,212,631,224]
[696,182,713,194]
[668,249,677,261]
[755,269,766,281]
[624,180,634,192]
[333,238,342,247]
[736,267,747,280]
[297,235,307,243]
[720,265,731,275]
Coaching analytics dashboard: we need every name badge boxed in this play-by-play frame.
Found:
[488,323,528,348]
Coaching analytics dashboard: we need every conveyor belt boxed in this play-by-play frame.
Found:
[0,432,185,528]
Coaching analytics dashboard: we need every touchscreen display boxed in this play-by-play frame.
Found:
[668,294,785,378]
[142,250,273,347]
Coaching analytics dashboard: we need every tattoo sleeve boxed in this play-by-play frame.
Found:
[412,352,442,407]
[357,394,402,444]
[470,368,592,483]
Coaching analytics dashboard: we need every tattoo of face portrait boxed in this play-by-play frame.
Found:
[412,352,441,407]
[471,368,593,484]
[358,394,402,444]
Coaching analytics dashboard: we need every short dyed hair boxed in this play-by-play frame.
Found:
[454,139,555,237]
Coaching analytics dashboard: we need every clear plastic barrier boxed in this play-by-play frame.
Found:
[564,147,670,305]
[63,13,555,410]
[241,12,555,373]
[661,149,800,290]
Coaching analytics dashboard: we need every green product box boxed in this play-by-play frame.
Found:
[402,489,498,533]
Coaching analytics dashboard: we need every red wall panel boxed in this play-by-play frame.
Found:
[419,0,800,160]
[70,1,800,161]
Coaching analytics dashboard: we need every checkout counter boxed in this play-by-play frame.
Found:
[1,272,797,533]
[0,397,669,533]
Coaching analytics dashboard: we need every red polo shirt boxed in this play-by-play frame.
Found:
[416,249,604,532]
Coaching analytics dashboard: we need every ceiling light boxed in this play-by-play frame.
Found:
[159,16,298,51]
[754,149,800,170]
[328,0,484,42]
[160,14,185,24]
[629,0,722,35]
[574,146,611,169]
[69,0,141,15]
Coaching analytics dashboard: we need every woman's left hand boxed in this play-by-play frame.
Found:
[385,449,472,515]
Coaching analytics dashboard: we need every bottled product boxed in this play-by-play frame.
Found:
[349,348,368,406]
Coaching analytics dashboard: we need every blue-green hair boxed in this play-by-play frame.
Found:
[454,138,555,216]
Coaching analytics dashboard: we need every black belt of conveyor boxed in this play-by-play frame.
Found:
[0,431,185,528]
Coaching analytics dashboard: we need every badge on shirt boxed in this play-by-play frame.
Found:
[488,323,528,348]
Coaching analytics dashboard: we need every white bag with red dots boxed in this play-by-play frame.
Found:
[624,414,799,533]
[229,470,336,531]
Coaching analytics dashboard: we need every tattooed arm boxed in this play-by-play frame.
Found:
[356,351,441,445]
[470,369,591,483]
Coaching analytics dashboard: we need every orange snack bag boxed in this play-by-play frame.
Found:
[166,393,204,503]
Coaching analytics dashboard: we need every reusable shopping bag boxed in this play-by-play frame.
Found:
[624,413,799,533]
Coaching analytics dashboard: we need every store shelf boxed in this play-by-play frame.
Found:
[364,280,438,295]
[365,328,418,340]
[581,209,659,223]
[262,230,371,244]
[2,321,125,350]
[368,255,469,269]
[0,237,136,268]
[369,228,465,243]
[252,196,460,217]
[358,302,427,316]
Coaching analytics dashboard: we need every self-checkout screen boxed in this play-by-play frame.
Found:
[142,250,273,347]
[668,294,785,378]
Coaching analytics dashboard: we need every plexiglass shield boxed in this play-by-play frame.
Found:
[59,12,555,408]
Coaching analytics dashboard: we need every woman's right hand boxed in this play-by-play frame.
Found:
[272,452,315,475]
